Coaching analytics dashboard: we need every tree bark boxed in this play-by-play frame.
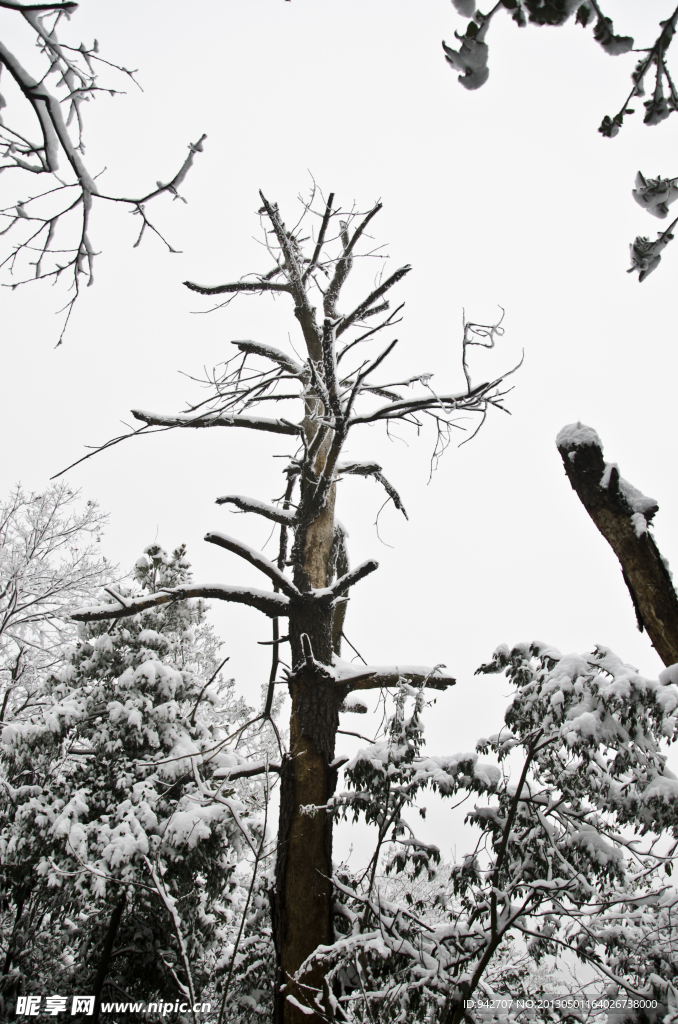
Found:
[273,394,345,1022]
[274,602,346,1022]
[557,429,678,667]
[91,895,126,1023]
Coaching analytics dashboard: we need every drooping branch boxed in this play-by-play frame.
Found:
[204,531,301,599]
[72,583,290,623]
[556,422,678,666]
[338,461,408,519]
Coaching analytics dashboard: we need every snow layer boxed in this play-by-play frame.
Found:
[555,422,602,449]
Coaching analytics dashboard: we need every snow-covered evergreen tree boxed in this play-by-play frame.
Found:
[0,544,267,1019]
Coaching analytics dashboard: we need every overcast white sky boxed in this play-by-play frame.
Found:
[2,0,677,857]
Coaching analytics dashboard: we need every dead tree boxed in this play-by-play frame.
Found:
[556,422,678,667]
[71,189,515,1023]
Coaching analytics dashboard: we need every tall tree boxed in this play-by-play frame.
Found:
[70,189,515,1022]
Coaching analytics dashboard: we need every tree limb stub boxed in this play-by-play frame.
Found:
[328,558,379,595]
[556,422,678,666]
[336,666,456,692]
[72,584,290,623]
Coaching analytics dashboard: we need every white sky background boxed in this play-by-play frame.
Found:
[2,0,678,861]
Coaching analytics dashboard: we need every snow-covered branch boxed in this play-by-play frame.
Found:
[183,278,290,296]
[204,531,301,599]
[231,340,304,377]
[215,494,296,525]
[326,558,378,596]
[131,409,300,435]
[72,583,290,622]
[332,659,455,693]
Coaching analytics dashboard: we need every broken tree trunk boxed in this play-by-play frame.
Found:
[556,422,678,667]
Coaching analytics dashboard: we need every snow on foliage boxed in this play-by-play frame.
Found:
[291,644,678,1022]
[0,544,273,1017]
[0,484,110,723]
[633,173,678,219]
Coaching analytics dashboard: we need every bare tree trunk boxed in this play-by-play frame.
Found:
[557,427,678,666]
[274,626,341,1022]
[272,393,343,1022]
[91,895,126,1024]
[2,887,27,977]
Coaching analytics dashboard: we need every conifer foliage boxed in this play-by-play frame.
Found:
[0,543,265,1020]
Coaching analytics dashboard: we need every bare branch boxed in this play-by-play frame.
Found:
[258,190,323,357]
[102,135,207,205]
[72,583,290,623]
[204,531,301,599]
[336,462,407,517]
[334,664,456,692]
[303,191,335,281]
[214,760,282,780]
[0,5,206,340]
[131,409,300,435]
[0,2,77,8]
[324,203,383,319]
[183,278,290,296]
[232,340,304,377]
[336,265,412,337]
[215,494,296,525]
[327,559,379,596]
